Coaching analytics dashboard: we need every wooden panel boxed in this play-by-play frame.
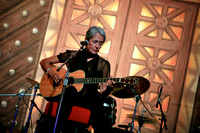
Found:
[115,0,198,132]
[0,0,23,14]
[55,0,131,76]
[0,0,53,131]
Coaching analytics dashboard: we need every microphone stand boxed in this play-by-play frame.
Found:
[158,100,168,133]
[24,84,40,133]
[53,45,85,133]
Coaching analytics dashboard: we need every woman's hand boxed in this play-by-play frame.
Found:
[47,68,62,84]
[100,80,115,93]
[106,79,115,88]
[40,56,62,84]
[100,80,115,97]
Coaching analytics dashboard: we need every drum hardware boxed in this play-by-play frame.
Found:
[117,95,142,132]
[102,96,117,127]
[130,95,141,132]
[0,83,40,133]
[112,77,158,133]
[118,123,135,132]
[127,114,157,133]
[127,114,157,124]
[130,88,136,94]
[11,93,23,133]
[124,96,157,133]
[24,84,40,133]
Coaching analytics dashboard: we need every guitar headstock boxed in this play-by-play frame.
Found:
[120,77,139,87]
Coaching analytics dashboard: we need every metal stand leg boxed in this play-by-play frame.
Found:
[24,84,39,133]
[130,95,141,132]
[11,94,22,133]
[53,70,70,133]
[138,118,144,133]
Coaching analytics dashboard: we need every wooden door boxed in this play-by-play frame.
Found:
[115,0,197,132]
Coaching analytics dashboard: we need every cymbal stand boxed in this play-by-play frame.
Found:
[130,95,141,132]
[138,118,144,133]
[137,109,145,133]
[139,98,157,120]
[158,100,167,133]
[0,86,37,133]
[0,86,35,133]
[24,84,39,133]
[10,93,22,133]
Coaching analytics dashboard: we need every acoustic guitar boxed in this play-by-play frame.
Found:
[39,67,150,99]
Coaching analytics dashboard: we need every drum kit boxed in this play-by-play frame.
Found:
[101,76,159,133]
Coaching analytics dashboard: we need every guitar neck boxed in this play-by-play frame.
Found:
[74,77,122,84]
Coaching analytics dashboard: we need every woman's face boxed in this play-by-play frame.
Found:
[86,32,104,55]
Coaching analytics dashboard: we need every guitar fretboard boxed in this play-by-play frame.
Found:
[74,78,121,84]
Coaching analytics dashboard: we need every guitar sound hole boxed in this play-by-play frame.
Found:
[68,77,74,85]
[53,81,59,89]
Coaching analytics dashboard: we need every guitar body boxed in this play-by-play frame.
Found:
[39,67,151,99]
[40,67,85,99]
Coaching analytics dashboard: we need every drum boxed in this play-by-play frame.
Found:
[102,96,117,127]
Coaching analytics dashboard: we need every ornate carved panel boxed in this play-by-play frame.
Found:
[115,0,198,132]
[56,0,130,75]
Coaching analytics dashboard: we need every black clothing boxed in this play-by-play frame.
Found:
[36,49,113,133]
[57,49,111,132]
[57,48,110,78]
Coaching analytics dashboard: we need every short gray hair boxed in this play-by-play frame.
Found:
[86,26,106,42]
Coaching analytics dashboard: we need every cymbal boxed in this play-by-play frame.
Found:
[127,114,157,124]
[111,76,150,98]
[26,78,39,86]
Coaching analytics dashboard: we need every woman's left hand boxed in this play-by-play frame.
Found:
[106,80,115,88]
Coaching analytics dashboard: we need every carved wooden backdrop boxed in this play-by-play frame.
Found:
[0,0,53,131]
[0,0,198,132]
[56,0,130,75]
[116,0,197,132]
[55,0,197,132]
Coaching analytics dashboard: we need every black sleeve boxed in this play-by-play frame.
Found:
[57,50,70,63]
[97,57,111,78]
[102,60,110,78]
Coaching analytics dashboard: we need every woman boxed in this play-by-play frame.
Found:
[39,26,115,133]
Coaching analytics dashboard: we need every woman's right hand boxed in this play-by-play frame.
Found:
[47,68,62,84]
[40,55,62,84]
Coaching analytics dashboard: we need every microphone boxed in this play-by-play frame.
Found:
[80,40,89,46]
[156,85,163,108]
